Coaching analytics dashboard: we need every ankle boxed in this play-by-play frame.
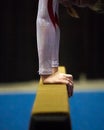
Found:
[40,74,50,82]
[52,67,58,74]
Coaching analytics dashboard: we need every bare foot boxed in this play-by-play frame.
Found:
[41,71,74,97]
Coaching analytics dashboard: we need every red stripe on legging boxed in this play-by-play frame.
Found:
[48,0,56,29]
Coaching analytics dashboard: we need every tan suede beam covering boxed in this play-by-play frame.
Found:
[32,66,70,114]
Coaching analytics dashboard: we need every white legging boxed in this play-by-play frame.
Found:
[36,0,60,75]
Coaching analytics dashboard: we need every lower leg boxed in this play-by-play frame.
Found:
[40,0,74,97]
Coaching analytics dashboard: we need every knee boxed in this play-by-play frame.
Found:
[36,16,50,27]
[37,17,48,25]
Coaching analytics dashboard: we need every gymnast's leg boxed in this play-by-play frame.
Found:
[36,0,73,96]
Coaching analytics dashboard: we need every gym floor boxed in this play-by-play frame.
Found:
[0,76,104,130]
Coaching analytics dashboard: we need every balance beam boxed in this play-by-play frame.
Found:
[29,66,72,130]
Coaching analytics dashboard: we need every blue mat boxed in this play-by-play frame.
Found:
[0,93,36,130]
[0,91,104,130]
[69,91,104,130]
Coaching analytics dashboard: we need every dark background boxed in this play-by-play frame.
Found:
[0,0,104,82]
